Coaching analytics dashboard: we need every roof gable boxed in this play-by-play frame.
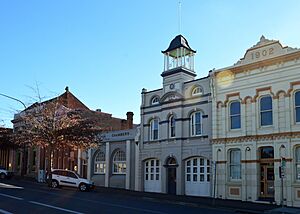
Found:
[234,35,299,66]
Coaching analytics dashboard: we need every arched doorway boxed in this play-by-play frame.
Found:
[165,157,178,195]
[259,146,275,200]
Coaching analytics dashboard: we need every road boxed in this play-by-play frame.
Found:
[0,179,236,214]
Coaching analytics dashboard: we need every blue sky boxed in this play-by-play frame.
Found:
[1,0,300,127]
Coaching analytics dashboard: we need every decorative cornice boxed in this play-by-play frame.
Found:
[212,131,300,144]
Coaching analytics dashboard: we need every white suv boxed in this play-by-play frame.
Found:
[0,166,13,179]
[49,169,94,192]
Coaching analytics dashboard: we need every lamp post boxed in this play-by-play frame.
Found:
[0,93,26,176]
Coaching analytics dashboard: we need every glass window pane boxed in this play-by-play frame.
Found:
[261,111,273,126]
[200,167,204,173]
[296,148,300,162]
[187,174,191,181]
[260,147,274,159]
[295,91,300,106]
[207,174,210,182]
[193,167,197,173]
[230,102,240,115]
[260,96,272,111]
[200,158,204,166]
[296,107,300,123]
[187,167,190,173]
[193,174,197,181]
[156,174,159,180]
[200,174,204,181]
[193,158,197,166]
[195,124,202,135]
[187,160,191,166]
[231,115,241,129]
[156,160,159,166]
[145,174,148,180]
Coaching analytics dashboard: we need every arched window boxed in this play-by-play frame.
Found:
[229,149,241,180]
[296,147,300,180]
[260,96,273,126]
[191,111,202,136]
[94,151,106,174]
[113,150,126,174]
[150,119,159,141]
[295,91,300,123]
[151,97,159,105]
[230,101,241,129]
[192,86,203,96]
[169,115,175,138]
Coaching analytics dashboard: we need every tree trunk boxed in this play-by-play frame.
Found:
[47,146,53,187]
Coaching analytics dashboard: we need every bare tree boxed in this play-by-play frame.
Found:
[12,98,102,186]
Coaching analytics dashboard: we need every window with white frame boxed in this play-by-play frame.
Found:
[113,150,126,174]
[260,96,273,126]
[150,119,159,141]
[230,101,241,129]
[151,97,159,105]
[296,147,300,180]
[229,149,241,180]
[186,157,210,182]
[94,151,106,174]
[145,159,160,181]
[295,91,300,123]
[192,86,203,96]
[191,111,202,136]
[169,115,176,138]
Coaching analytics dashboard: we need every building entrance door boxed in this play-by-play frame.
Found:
[167,167,176,194]
[165,157,177,195]
[260,164,274,198]
[259,146,275,200]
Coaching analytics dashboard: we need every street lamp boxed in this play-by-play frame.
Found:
[0,93,26,109]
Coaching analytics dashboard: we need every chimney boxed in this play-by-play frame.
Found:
[126,111,134,129]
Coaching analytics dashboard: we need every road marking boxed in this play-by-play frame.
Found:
[0,182,24,189]
[0,193,23,200]
[26,189,168,214]
[0,208,13,214]
[29,201,85,214]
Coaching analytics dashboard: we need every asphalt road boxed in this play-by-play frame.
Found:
[0,179,236,214]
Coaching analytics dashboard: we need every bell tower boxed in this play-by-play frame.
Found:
[161,35,196,93]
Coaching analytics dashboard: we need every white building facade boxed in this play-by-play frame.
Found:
[212,36,300,206]
[137,35,212,196]
[88,129,138,190]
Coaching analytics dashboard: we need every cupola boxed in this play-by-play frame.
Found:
[161,35,196,77]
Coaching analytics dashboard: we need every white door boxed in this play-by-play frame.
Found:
[185,157,211,196]
[144,159,161,193]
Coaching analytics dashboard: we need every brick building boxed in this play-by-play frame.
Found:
[11,87,134,180]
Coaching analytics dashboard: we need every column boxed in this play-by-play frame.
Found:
[125,140,131,190]
[77,149,81,175]
[87,149,92,180]
[105,142,110,187]
[134,141,140,191]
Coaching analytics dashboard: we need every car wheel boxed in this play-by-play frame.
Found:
[51,180,59,188]
[79,183,87,192]
[0,173,5,179]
